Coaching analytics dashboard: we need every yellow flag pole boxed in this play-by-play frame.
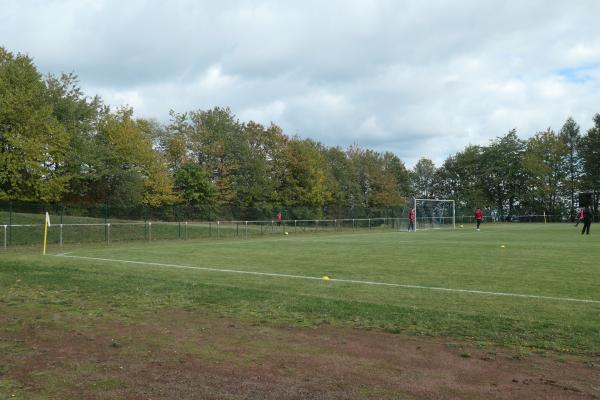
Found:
[43,211,50,256]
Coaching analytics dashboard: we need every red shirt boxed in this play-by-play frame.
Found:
[577,209,584,219]
[474,209,484,219]
[409,209,415,221]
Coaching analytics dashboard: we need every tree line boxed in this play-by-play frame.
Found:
[427,119,600,218]
[1,47,599,219]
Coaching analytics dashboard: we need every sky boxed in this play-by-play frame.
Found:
[2,0,600,166]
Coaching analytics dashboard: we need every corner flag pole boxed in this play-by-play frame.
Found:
[43,211,51,256]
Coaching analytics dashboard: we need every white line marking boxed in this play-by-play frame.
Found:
[54,254,600,305]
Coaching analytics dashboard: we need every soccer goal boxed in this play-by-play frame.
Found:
[414,198,455,231]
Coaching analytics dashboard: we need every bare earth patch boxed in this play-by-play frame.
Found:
[2,308,599,399]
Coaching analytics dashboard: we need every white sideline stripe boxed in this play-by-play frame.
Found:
[55,254,600,305]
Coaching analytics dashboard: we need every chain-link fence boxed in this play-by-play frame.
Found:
[0,200,417,248]
[2,200,588,250]
[1,216,415,248]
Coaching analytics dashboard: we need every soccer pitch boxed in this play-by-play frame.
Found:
[3,222,599,354]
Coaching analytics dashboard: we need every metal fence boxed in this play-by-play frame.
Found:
[2,217,434,249]
[3,205,589,250]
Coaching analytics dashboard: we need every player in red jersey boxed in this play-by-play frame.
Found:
[575,207,584,227]
[474,208,484,231]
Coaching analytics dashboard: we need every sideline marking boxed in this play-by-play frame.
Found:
[55,254,600,305]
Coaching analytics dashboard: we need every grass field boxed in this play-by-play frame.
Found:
[1,222,600,398]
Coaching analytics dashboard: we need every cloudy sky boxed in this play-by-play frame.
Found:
[2,0,600,166]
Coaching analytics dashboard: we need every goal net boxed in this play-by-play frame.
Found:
[414,198,455,231]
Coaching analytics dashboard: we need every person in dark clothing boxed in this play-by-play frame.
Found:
[474,208,484,231]
[581,206,593,235]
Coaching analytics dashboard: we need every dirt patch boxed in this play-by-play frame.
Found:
[2,308,599,399]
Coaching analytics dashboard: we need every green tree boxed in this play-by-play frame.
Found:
[559,117,582,219]
[435,145,486,208]
[579,114,600,212]
[174,162,216,207]
[278,138,328,217]
[383,152,411,201]
[321,146,356,213]
[345,146,370,210]
[233,121,277,212]
[367,151,406,208]
[137,118,177,206]
[0,47,69,201]
[411,158,436,199]
[93,108,174,207]
[340,148,408,216]
[170,107,244,205]
[523,129,568,215]
[481,130,527,216]
[44,72,103,202]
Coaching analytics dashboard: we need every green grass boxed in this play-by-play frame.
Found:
[1,223,599,354]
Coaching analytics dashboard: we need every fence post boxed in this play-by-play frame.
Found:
[369,218,371,230]
[104,202,109,243]
[245,221,248,239]
[294,220,297,234]
[148,222,152,241]
[217,221,220,239]
[185,221,188,240]
[3,225,6,249]
[334,219,337,232]
[60,224,63,247]
[107,223,111,245]
[8,202,12,245]
[352,218,355,231]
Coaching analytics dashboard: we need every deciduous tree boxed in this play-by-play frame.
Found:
[0,48,69,201]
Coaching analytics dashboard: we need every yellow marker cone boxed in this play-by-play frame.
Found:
[321,275,330,281]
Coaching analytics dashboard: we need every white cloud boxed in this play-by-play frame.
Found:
[2,0,600,166]
[239,100,287,124]
[196,65,238,90]
[96,89,145,111]
[566,43,600,64]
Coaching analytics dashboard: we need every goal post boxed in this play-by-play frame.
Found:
[414,198,455,231]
